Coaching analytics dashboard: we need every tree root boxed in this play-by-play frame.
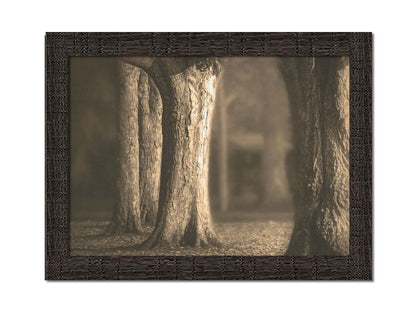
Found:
[107,220,142,235]
[139,225,221,250]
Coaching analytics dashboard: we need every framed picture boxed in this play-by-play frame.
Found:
[46,32,372,280]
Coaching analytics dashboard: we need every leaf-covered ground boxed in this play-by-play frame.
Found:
[71,211,293,256]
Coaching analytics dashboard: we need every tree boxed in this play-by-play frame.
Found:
[110,61,142,233]
[137,70,163,225]
[109,59,163,232]
[279,57,350,256]
[140,58,222,248]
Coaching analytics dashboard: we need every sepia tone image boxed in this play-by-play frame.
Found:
[70,56,349,256]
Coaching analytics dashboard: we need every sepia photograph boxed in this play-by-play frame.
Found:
[70,56,350,257]
[4,0,416,307]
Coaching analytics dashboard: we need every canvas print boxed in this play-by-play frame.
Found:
[70,56,349,256]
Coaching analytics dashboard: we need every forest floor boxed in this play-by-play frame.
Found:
[70,211,294,256]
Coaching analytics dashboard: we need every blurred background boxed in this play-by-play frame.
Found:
[70,57,293,220]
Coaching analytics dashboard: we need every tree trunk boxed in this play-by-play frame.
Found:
[280,57,350,255]
[141,58,221,248]
[110,61,142,233]
[137,70,163,225]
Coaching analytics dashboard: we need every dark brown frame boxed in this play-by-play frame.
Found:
[46,32,372,280]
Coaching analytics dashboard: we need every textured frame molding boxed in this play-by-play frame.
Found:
[45,32,372,280]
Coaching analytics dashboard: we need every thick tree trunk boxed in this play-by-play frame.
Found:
[110,61,142,233]
[280,57,350,255]
[137,70,163,225]
[141,58,221,248]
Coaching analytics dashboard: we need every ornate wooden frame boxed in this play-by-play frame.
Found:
[45,32,372,280]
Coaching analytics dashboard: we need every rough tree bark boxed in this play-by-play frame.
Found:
[140,58,222,248]
[137,70,163,225]
[110,61,142,233]
[279,57,350,256]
